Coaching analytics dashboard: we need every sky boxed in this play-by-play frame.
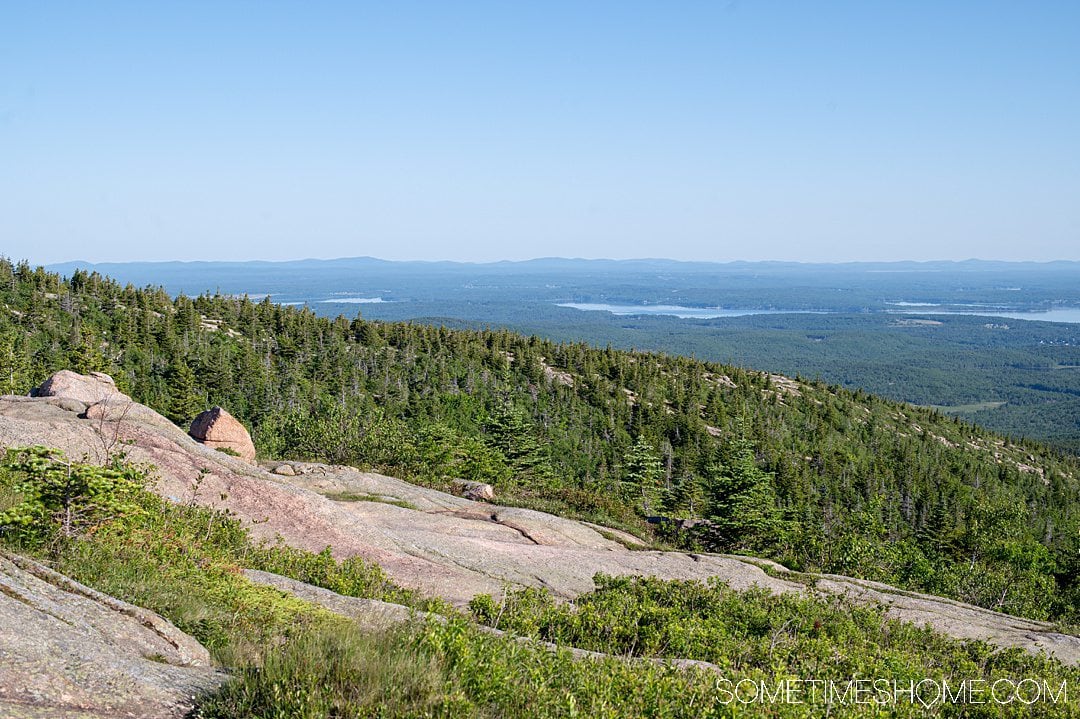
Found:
[2,1,1078,264]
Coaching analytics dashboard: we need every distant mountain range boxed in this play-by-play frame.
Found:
[46,256,1080,277]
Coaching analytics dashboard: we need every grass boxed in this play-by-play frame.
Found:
[197,622,455,718]
[7,452,1080,717]
[321,490,418,510]
[49,507,332,658]
[242,543,450,614]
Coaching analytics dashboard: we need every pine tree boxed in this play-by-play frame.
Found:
[664,473,706,517]
[0,324,29,395]
[165,358,203,425]
[483,400,550,481]
[622,436,663,515]
[704,429,782,552]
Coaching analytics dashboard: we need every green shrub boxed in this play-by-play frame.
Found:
[0,446,149,546]
[469,573,1080,716]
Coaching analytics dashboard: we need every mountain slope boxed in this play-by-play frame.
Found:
[1,258,1079,623]
[2,373,1080,666]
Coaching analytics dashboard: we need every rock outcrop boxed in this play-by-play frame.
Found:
[2,371,1080,665]
[189,406,256,462]
[29,370,182,442]
[32,370,129,407]
[0,551,222,719]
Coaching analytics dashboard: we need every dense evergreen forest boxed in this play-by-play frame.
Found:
[54,257,1080,451]
[2,258,1079,624]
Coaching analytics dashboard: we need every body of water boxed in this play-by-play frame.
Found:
[895,308,1080,324]
[320,297,389,304]
[560,302,1080,324]
[556,303,814,319]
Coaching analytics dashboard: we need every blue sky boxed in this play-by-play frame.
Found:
[2,1,1078,263]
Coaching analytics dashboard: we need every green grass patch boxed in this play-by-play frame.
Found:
[243,543,450,614]
[321,490,418,510]
[197,622,455,718]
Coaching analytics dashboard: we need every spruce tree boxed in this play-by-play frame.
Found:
[622,436,663,515]
[165,358,203,425]
[0,324,29,395]
[704,429,782,552]
[69,326,107,375]
[663,472,706,517]
[483,400,550,481]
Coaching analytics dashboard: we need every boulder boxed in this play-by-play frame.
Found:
[450,479,495,502]
[189,406,257,463]
[272,463,297,476]
[32,370,130,406]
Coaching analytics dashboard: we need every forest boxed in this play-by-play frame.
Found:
[2,258,1079,626]
[52,256,1080,451]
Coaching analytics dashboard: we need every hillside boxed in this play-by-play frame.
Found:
[10,372,1079,657]
[2,257,1079,625]
[2,375,1080,717]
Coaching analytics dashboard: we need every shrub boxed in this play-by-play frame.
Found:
[0,446,149,546]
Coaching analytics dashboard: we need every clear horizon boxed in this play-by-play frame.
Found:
[42,250,1080,264]
[4,2,1079,265]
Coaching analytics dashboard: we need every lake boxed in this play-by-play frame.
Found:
[555,303,815,319]
[895,308,1080,324]
[558,302,1080,324]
